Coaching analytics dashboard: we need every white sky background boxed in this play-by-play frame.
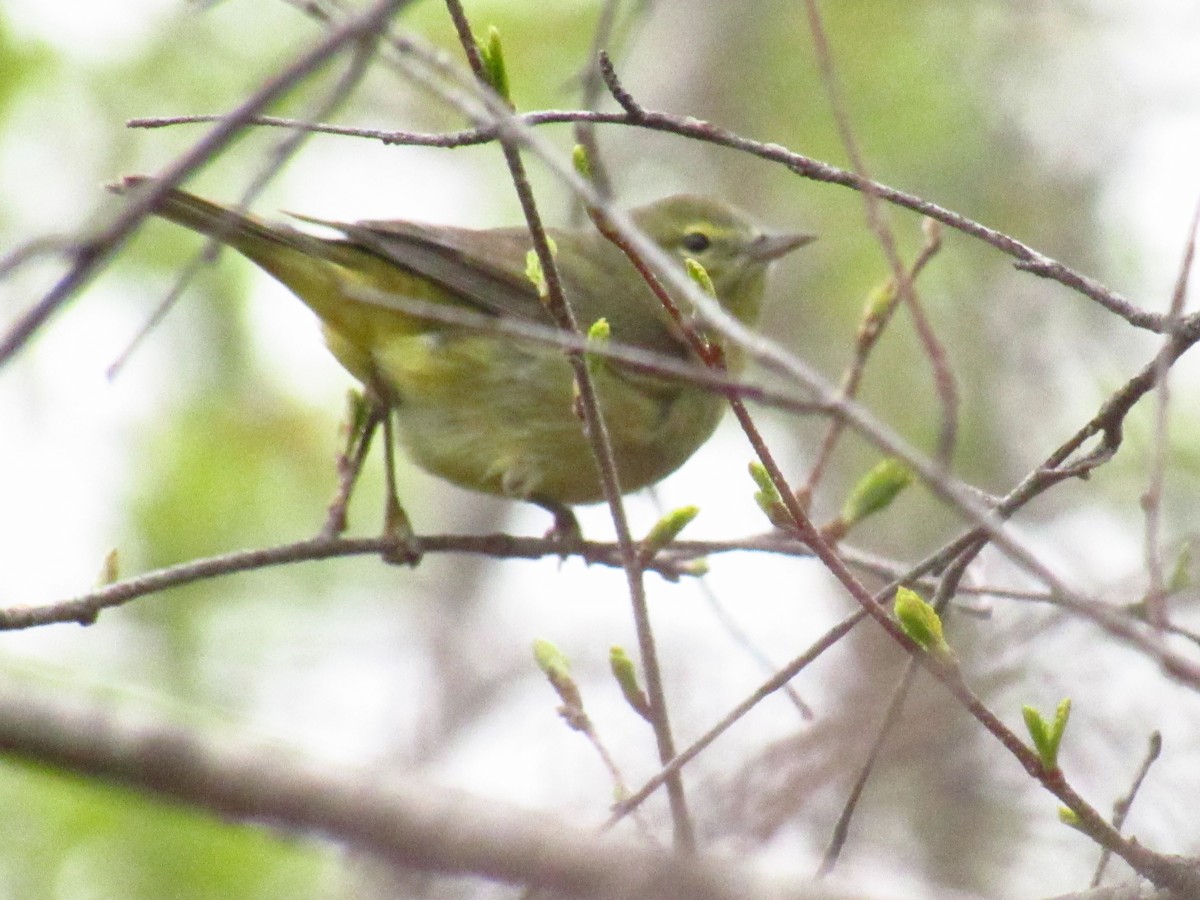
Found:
[1,2,1200,898]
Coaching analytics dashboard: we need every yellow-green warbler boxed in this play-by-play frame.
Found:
[116,177,813,524]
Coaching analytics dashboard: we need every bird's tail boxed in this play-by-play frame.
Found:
[116,175,352,263]
[109,175,364,320]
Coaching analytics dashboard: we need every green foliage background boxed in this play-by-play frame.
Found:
[1,1,1197,897]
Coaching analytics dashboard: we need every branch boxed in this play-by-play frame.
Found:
[0,685,870,900]
[1049,880,1181,900]
[801,0,958,467]
[125,108,1164,332]
[438,0,697,850]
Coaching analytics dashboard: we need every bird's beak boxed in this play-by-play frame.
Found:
[749,231,818,262]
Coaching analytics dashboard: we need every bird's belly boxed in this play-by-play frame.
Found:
[367,333,724,505]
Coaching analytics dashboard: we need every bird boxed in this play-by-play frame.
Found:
[116,177,814,535]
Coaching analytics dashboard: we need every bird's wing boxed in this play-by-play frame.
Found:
[295,214,556,326]
[296,214,689,361]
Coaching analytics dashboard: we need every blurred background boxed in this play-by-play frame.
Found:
[1,1,1199,897]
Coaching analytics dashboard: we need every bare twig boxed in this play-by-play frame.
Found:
[124,108,1166,333]
[802,0,958,468]
[570,0,626,209]
[0,235,77,279]
[598,49,645,121]
[0,527,1059,636]
[0,0,412,369]
[609,610,868,828]
[1092,732,1164,888]
[802,223,943,502]
[441,0,694,851]
[1140,197,1200,627]
[692,575,814,719]
[107,34,381,380]
[818,660,920,876]
[0,535,664,631]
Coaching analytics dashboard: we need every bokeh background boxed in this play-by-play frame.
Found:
[2,1,1199,897]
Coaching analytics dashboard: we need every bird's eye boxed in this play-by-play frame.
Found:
[681,231,711,253]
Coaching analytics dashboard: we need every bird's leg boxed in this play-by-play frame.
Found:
[320,384,421,565]
[321,390,381,539]
[533,497,583,547]
[379,404,422,566]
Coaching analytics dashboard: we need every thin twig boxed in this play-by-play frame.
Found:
[344,283,838,417]
[692,575,814,719]
[818,660,920,876]
[802,0,958,468]
[441,0,694,851]
[107,34,381,380]
[123,108,1166,333]
[0,535,677,631]
[1141,196,1200,627]
[598,49,645,120]
[1092,731,1163,888]
[802,222,943,502]
[608,610,868,828]
[570,0,625,211]
[0,529,1060,635]
[0,235,76,279]
[0,0,412,369]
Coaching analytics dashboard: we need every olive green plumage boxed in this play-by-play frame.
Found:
[125,177,813,506]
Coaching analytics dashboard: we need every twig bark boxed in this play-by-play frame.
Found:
[0,684,869,900]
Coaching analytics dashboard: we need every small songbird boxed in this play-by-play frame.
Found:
[117,177,813,527]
